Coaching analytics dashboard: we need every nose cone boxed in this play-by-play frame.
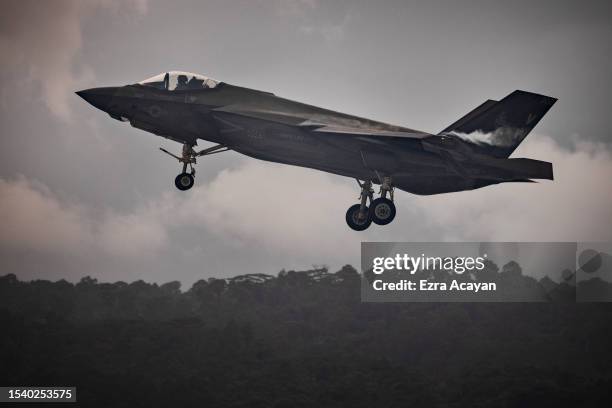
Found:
[76,87,119,112]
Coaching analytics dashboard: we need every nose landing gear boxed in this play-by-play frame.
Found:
[160,143,229,191]
[345,177,396,231]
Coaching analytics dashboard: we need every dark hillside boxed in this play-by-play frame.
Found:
[1,267,611,407]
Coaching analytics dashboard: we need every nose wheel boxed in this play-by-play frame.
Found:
[160,142,229,191]
[345,177,396,231]
[175,173,194,191]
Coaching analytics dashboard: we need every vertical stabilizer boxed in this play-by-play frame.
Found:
[440,90,557,158]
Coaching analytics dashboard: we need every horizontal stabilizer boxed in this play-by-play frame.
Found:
[505,158,553,180]
[477,157,553,181]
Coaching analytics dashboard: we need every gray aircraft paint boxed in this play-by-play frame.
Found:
[77,72,556,197]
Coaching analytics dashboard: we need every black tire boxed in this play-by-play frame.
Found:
[175,173,194,191]
[370,197,396,225]
[345,204,372,231]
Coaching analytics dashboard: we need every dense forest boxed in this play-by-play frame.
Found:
[1,264,611,407]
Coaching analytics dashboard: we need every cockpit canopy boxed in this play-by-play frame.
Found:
[138,71,220,91]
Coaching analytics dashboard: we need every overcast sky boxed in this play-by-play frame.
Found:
[1,0,611,287]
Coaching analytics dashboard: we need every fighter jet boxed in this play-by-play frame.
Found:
[77,71,556,230]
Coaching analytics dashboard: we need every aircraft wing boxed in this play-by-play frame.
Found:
[212,105,309,126]
[212,104,430,139]
[304,124,429,139]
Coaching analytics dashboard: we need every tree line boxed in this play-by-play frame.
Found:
[1,263,611,407]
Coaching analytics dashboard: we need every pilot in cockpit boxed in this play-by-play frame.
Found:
[176,75,189,90]
[138,71,219,91]
[187,76,205,89]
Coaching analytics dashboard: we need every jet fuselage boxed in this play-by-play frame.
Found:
[77,77,555,196]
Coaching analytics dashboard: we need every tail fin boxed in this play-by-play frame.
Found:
[440,90,557,158]
[440,99,497,134]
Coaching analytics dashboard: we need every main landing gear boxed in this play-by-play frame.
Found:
[345,177,396,231]
[160,143,229,191]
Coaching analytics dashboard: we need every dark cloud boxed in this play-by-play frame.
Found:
[0,0,146,119]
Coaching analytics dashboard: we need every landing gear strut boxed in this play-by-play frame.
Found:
[160,143,228,191]
[345,177,396,231]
